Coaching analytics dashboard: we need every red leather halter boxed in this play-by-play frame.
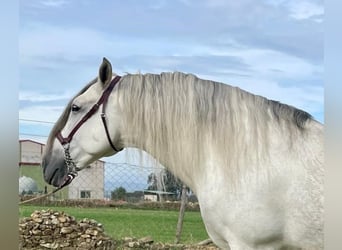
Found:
[54,75,122,188]
[56,75,123,152]
[55,75,123,188]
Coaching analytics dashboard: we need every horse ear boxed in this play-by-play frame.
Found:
[98,57,113,87]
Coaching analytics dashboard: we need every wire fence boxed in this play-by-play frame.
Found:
[19,125,203,243]
[19,159,203,244]
[18,119,185,202]
[19,160,195,203]
[67,161,168,202]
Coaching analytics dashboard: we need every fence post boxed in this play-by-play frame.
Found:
[175,184,188,243]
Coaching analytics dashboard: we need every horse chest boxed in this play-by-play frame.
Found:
[194,161,289,249]
[199,187,286,248]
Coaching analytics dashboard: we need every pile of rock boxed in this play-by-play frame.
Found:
[19,209,219,249]
[19,209,115,249]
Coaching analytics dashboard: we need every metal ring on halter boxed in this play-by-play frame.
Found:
[60,172,77,188]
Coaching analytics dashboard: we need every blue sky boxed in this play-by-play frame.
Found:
[19,0,324,157]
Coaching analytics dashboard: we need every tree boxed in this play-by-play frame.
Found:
[147,172,158,190]
[147,169,183,196]
[111,186,127,200]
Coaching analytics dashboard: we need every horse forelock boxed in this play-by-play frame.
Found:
[45,77,98,154]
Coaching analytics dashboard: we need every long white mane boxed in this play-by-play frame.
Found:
[117,72,315,185]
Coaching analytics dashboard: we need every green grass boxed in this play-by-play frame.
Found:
[19,205,209,244]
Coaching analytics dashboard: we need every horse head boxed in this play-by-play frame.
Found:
[42,58,123,187]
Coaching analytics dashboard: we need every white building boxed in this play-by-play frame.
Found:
[19,139,105,200]
[68,160,105,199]
[19,139,45,166]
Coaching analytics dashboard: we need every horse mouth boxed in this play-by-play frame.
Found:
[47,168,59,186]
[59,173,77,188]
[47,169,76,188]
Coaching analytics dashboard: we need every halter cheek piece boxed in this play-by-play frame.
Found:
[56,76,123,188]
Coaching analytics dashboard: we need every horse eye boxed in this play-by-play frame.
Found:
[71,104,81,112]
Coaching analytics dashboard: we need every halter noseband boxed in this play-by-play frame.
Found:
[56,75,123,187]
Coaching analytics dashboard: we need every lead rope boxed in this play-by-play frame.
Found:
[19,187,63,205]
[19,173,77,205]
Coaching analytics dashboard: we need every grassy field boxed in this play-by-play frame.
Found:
[19,205,209,244]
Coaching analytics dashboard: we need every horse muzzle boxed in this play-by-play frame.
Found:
[42,152,71,187]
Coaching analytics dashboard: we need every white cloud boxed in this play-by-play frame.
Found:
[225,77,323,118]
[19,23,183,68]
[201,44,321,81]
[264,0,324,22]
[204,0,228,8]
[19,0,323,127]
[177,0,192,6]
[24,0,71,10]
[188,44,323,120]
[39,0,70,8]
[148,0,167,9]
[264,0,286,5]
[20,24,110,62]
[19,91,72,102]
[288,1,324,21]
[19,105,65,123]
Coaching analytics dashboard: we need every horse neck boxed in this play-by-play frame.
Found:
[120,117,200,189]
[117,72,311,190]
[118,77,206,189]
[117,73,264,190]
